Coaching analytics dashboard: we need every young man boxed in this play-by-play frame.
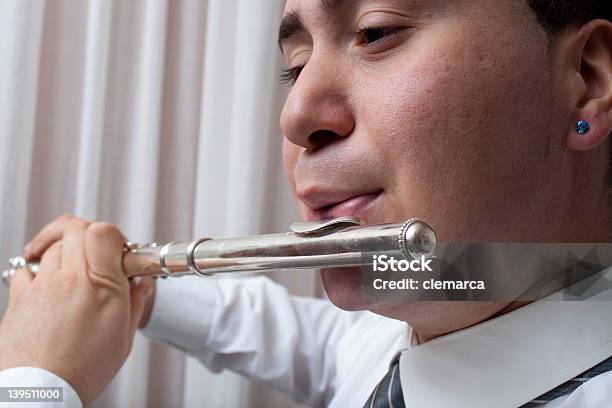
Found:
[1,0,611,407]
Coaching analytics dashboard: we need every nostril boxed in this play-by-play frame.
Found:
[308,130,340,148]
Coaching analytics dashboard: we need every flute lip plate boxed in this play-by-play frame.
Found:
[290,216,364,237]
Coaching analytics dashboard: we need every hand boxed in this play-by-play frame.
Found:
[22,215,157,328]
[0,215,155,404]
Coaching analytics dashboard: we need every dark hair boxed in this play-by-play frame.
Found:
[527,1,612,34]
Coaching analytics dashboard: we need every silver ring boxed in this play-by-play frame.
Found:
[398,218,419,260]
[159,242,177,278]
[187,238,211,277]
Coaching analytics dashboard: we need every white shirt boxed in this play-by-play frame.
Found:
[0,367,81,407]
[2,269,612,407]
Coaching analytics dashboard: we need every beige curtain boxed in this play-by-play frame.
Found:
[0,0,321,406]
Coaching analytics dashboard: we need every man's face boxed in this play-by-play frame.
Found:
[279,0,571,311]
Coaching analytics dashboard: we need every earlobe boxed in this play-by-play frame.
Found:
[566,20,612,152]
[567,104,611,152]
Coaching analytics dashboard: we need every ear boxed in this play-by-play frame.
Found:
[566,19,612,152]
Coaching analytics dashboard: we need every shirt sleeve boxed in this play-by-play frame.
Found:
[0,367,82,408]
[141,275,366,406]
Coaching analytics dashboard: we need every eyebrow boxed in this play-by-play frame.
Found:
[278,11,304,51]
[278,0,349,51]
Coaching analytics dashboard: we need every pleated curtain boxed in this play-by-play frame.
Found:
[0,0,318,406]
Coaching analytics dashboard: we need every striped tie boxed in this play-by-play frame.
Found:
[522,355,612,407]
[364,355,612,408]
[363,358,406,408]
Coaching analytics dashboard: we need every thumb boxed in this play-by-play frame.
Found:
[84,223,126,287]
[128,281,154,337]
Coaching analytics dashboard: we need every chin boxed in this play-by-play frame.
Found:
[320,266,417,314]
[320,267,403,312]
[320,267,369,311]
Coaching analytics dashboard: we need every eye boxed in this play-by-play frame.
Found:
[280,66,304,85]
[353,26,406,46]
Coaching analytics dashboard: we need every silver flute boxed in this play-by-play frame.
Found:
[2,216,436,284]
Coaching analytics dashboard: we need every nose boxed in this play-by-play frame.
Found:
[280,55,355,150]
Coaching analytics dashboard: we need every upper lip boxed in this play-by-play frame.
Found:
[298,187,383,211]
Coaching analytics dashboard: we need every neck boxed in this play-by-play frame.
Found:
[376,300,531,345]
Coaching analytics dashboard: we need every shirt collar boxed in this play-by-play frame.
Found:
[399,267,612,408]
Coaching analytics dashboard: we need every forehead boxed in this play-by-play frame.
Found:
[283,0,333,14]
[281,0,536,40]
[283,0,431,16]
[282,0,534,20]
[280,0,441,44]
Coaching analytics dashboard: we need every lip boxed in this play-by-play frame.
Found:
[303,190,383,221]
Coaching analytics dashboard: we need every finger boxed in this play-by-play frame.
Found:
[60,219,90,276]
[132,277,156,328]
[39,242,62,275]
[128,281,154,337]
[8,267,34,304]
[24,214,75,260]
[84,223,126,287]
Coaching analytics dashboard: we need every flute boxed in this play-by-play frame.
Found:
[2,216,436,284]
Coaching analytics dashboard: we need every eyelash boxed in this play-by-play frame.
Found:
[280,66,303,85]
[351,26,406,46]
[280,26,406,86]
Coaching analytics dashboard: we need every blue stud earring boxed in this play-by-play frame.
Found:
[576,120,590,135]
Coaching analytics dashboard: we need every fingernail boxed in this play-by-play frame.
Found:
[23,243,32,256]
[131,276,142,287]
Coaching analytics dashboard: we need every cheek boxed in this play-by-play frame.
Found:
[354,19,555,240]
